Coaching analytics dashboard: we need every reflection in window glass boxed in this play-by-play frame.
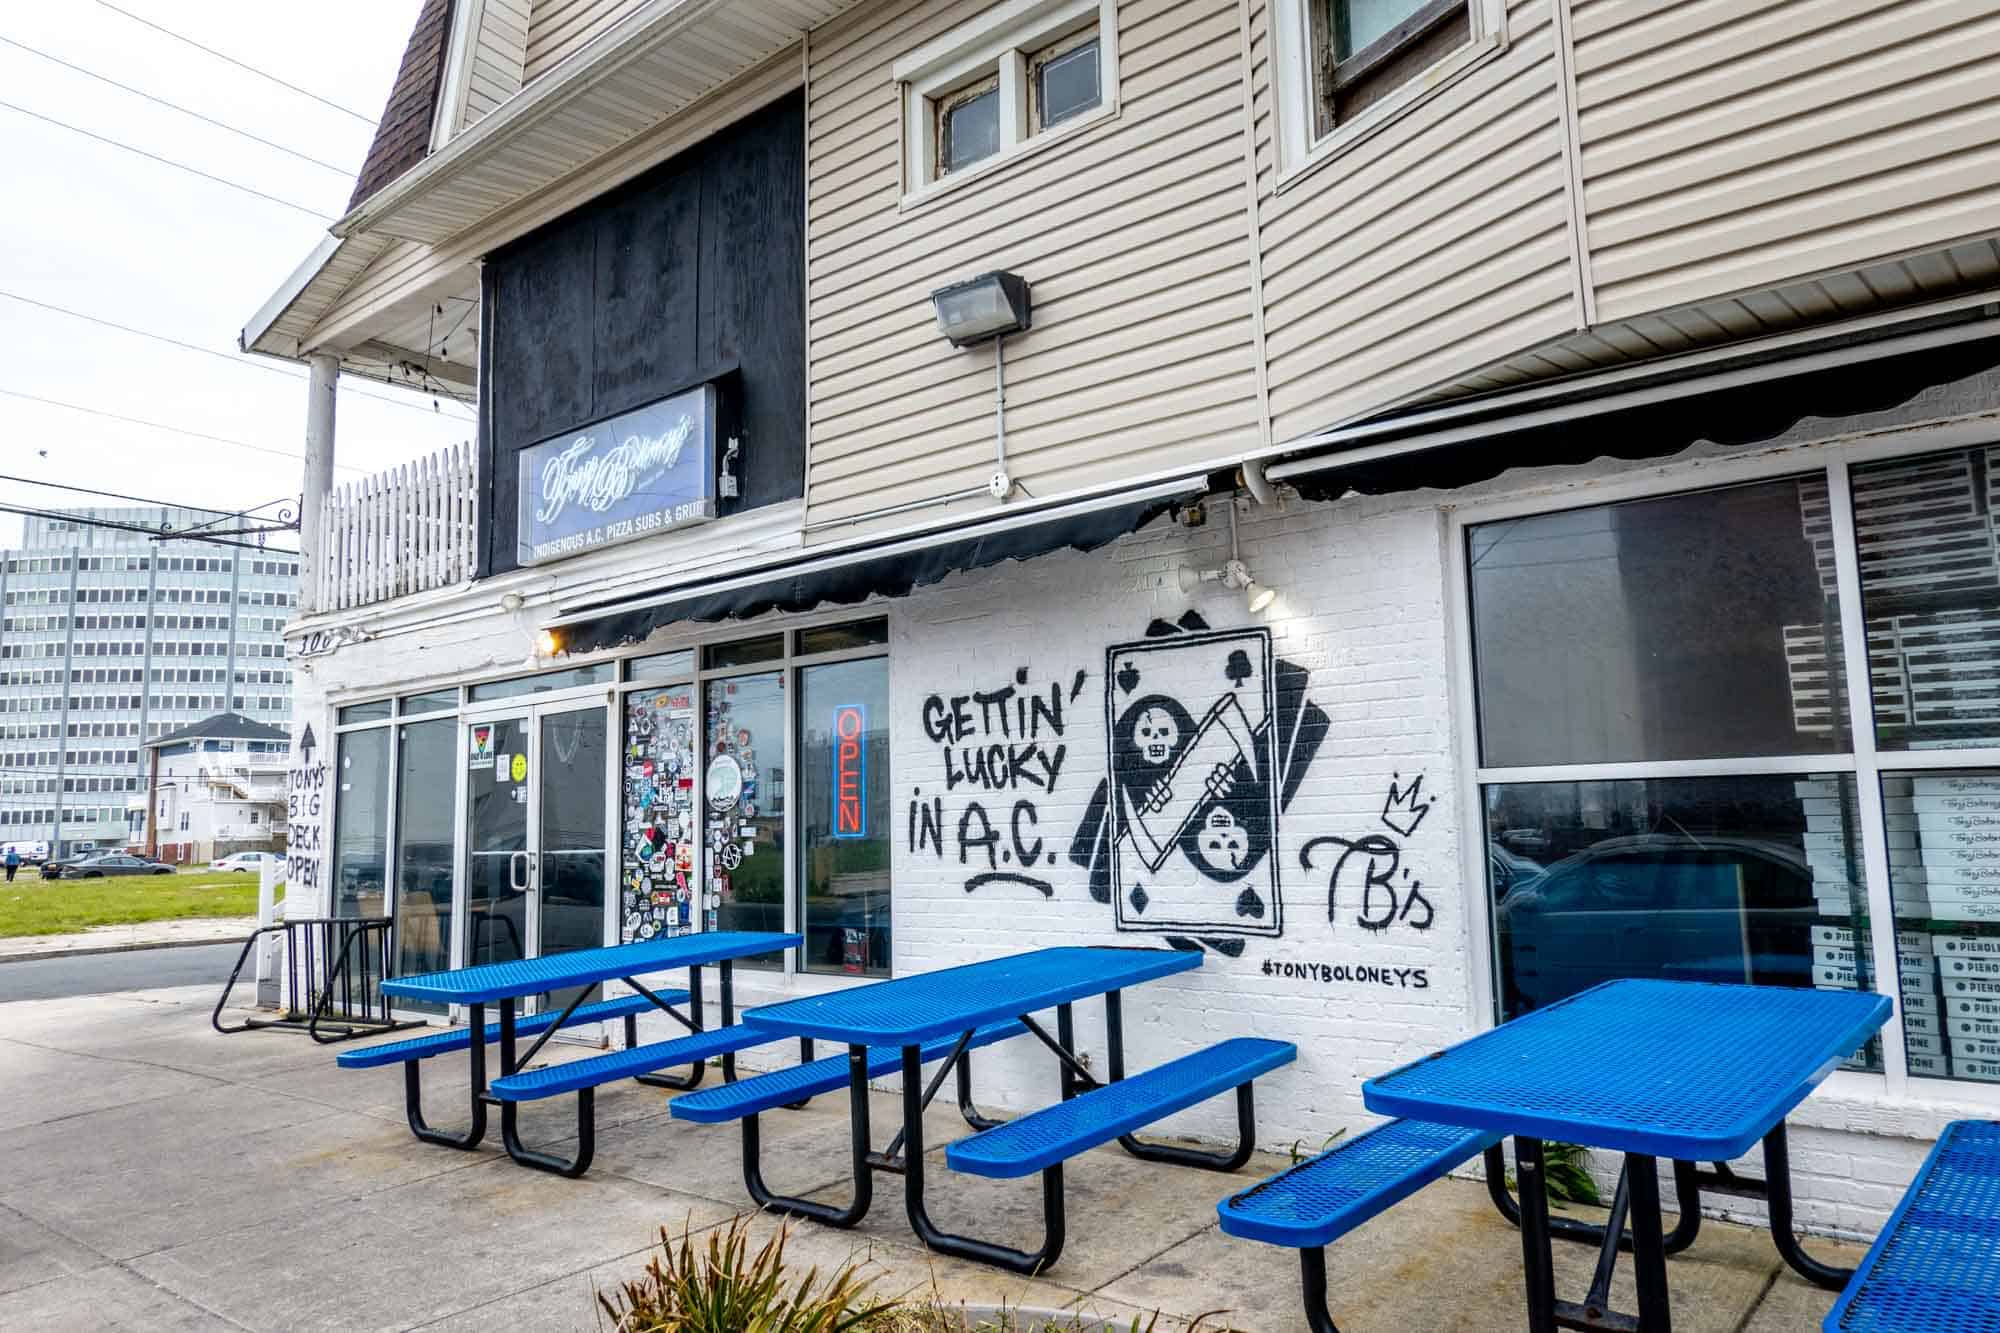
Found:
[1333,0,1429,59]
[796,618,888,656]
[399,689,457,716]
[798,658,891,976]
[1487,773,1881,1072]
[467,663,614,701]
[703,636,783,670]
[1469,478,1848,767]
[331,729,391,918]
[393,718,455,1009]
[1884,770,2000,1084]
[1034,36,1099,128]
[706,672,785,968]
[627,649,694,682]
[941,83,1000,174]
[1853,447,2000,750]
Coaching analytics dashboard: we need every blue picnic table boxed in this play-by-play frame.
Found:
[360,931,799,1170]
[1365,979,1891,1332]
[741,945,1266,1273]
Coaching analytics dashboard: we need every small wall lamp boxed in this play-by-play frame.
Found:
[1178,495,1278,615]
[930,272,1032,347]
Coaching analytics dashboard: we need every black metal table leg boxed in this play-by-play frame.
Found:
[1484,1144,1703,1255]
[1096,989,1256,1171]
[1298,1248,1343,1333]
[1762,1122,1854,1290]
[640,960,712,1088]
[495,997,597,1177]
[1517,1137,1559,1333]
[1626,1153,1671,1330]
[901,1043,1065,1274]
[404,1000,488,1148]
[743,1043,875,1226]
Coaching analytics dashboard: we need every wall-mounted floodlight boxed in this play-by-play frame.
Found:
[930,271,1032,347]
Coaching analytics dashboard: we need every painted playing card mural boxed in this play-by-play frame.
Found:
[1068,612,1330,946]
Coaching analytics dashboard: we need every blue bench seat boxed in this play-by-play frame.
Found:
[670,1021,1029,1123]
[1826,1118,2000,1332]
[946,1037,1295,1179]
[334,992,682,1069]
[490,1023,776,1102]
[1216,1117,1502,1332]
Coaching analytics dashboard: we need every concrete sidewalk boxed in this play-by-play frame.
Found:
[0,982,1857,1331]
[0,915,256,964]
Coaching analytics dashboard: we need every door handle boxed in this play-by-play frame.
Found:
[508,850,530,894]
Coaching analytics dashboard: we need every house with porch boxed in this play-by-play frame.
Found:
[239,0,2000,1239]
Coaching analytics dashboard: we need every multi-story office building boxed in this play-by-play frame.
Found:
[0,507,298,855]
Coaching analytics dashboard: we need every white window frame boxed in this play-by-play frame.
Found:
[1446,415,2000,1112]
[1270,0,1508,192]
[894,0,1119,207]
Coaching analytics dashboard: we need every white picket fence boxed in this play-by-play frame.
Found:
[318,444,477,611]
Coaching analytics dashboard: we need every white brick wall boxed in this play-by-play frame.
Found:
[284,454,1999,1237]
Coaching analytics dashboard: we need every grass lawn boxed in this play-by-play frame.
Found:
[0,868,264,938]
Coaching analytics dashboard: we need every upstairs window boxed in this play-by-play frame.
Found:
[1316,0,1470,131]
[1275,0,1503,177]
[898,0,1118,197]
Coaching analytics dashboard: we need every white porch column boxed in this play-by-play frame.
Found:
[299,352,339,615]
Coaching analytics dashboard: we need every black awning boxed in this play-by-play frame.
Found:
[556,486,1199,655]
[1289,327,2000,502]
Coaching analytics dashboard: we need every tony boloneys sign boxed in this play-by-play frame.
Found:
[517,383,718,565]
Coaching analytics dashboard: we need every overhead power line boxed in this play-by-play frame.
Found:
[0,289,477,423]
[0,385,365,474]
[0,97,334,222]
[0,502,283,552]
[0,472,288,528]
[0,35,357,177]
[92,0,378,127]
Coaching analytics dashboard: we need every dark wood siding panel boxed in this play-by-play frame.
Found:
[700,98,807,514]
[478,93,806,577]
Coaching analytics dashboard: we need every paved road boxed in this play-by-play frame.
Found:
[0,941,237,1003]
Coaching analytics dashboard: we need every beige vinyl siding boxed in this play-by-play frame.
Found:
[464,0,531,125]
[1575,0,2000,324]
[804,0,1264,535]
[526,0,630,83]
[1252,0,1579,443]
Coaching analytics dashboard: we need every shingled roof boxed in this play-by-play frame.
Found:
[347,0,455,212]
[145,713,293,750]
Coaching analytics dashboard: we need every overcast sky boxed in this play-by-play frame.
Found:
[0,0,469,549]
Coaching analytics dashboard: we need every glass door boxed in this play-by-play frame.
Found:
[459,703,611,1010]
[464,715,530,973]
[537,705,608,1008]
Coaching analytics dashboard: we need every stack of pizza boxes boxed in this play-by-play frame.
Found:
[1802,777,1935,1073]
[1917,774,2000,1082]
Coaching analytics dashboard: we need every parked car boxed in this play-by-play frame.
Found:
[213,851,281,873]
[43,853,177,879]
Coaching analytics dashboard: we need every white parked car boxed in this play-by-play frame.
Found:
[213,851,282,873]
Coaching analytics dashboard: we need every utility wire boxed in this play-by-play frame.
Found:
[0,35,357,177]
[91,0,377,127]
[0,472,289,529]
[0,502,278,551]
[0,289,476,422]
[0,97,335,222]
[0,385,366,474]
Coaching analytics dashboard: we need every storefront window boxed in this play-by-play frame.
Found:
[399,689,457,716]
[393,718,455,1006]
[338,700,392,725]
[1469,478,1848,767]
[705,636,784,669]
[628,649,695,682]
[1469,476,1879,1073]
[705,671,785,967]
[331,729,390,918]
[797,618,888,655]
[467,663,614,701]
[798,657,891,976]
[1489,774,1871,1021]
[621,684,699,943]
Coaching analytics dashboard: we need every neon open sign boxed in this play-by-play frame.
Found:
[833,704,866,839]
